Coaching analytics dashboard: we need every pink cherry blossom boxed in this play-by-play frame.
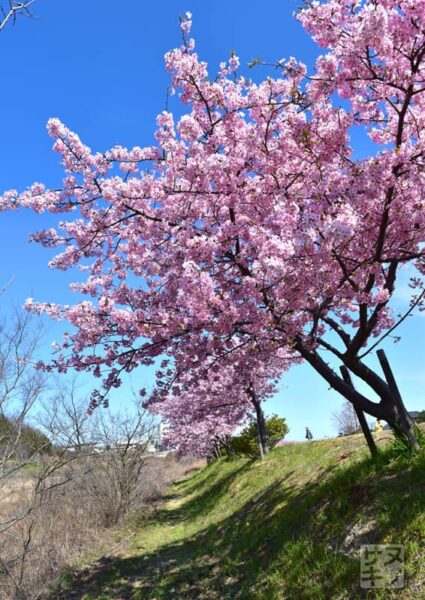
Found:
[1,2,424,451]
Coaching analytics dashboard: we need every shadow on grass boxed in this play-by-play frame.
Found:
[58,449,425,600]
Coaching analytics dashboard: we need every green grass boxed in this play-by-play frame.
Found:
[60,432,425,599]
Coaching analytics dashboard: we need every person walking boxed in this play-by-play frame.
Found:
[305,427,313,441]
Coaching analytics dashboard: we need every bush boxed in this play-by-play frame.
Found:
[225,414,289,458]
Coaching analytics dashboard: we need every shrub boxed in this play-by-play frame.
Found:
[225,414,289,458]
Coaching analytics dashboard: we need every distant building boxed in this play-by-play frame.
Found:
[155,421,170,451]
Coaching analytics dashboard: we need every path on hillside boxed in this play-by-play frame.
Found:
[55,431,425,599]
[57,475,198,599]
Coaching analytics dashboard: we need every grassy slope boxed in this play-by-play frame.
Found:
[67,432,425,600]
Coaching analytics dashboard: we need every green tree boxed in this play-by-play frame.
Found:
[0,413,51,458]
[226,415,289,459]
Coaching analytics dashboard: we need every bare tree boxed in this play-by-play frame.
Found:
[0,315,182,598]
[38,376,94,453]
[0,310,45,596]
[0,309,46,481]
[85,403,158,525]
[0,311,81,599]
[0,366,193,598]
[332,400,362,436]
[39,385,160,525]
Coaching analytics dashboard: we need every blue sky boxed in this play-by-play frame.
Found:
[0,0,423,441]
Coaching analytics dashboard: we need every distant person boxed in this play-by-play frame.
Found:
[374,420,383,432]
[305,427,313,441]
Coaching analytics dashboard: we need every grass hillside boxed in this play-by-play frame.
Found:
[61,432,425,599]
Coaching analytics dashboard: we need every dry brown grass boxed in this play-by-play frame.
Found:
[0,453,198,600]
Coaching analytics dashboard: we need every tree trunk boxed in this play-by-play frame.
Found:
[256,414,266,460]
[296,342,419,450]
[377,349,419,450]
[246,384,268,459]
[215,443,222,458]
[340,366,379,459]
[253,397,268,459]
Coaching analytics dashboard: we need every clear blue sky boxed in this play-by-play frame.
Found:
[0,0,423,440]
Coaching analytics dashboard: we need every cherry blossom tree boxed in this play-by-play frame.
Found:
[147,352,288,458]
[1,2,424,450]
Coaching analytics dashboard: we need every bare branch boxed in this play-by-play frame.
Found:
[0,1,37,31]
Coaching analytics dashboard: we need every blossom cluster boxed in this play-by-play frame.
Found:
[1,2,424,454]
